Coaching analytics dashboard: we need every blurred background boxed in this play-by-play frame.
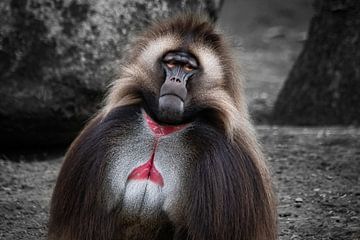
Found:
[0,0,359,239]
[218,0,313,123]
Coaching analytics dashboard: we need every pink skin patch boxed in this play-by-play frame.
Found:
[127,144,164,187]
[144,113,188,137]
[127,112,188,187]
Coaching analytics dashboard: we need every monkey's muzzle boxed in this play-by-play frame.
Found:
[158,53,197,124]
[158,94,184,123]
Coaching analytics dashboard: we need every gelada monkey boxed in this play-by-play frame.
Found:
[48,13,277,240]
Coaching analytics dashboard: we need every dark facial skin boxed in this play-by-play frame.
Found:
[157,51,199,124]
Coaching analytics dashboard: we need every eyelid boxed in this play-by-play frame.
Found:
[184,64,195,72]
[166,61,176,68]
[184,64,194,72]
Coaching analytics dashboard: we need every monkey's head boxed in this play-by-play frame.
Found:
[106,14,246,137]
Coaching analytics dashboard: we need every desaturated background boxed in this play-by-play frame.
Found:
[219,0,313,121]
[1,0,359,239]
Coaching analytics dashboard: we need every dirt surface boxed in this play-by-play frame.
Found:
[1,127,360,239]
[262,127,360,240]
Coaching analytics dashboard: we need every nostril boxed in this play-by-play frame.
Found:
[170,77,181,83]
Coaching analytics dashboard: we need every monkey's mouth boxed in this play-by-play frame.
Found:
[158,94,184,124]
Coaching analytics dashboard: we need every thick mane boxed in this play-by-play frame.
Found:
[103,15,277,239]
[106,13,246,140]
[49,13,277,240]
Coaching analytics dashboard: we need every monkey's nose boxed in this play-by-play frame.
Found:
[170,77,182,83]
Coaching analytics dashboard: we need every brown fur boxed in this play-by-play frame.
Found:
[49,13,277,240]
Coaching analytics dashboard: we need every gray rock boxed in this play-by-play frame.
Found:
[0,0,223,148]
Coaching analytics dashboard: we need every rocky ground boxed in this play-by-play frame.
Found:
[1,127,359,239]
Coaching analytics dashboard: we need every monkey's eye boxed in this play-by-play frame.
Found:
[184,64,194,72]
[166,61,176,69]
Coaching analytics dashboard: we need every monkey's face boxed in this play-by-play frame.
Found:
[157,51,199,123]
[131,36,233,127]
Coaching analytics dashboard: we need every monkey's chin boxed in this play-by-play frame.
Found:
[158,95,184,124]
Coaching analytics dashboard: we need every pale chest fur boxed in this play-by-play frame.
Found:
[103,111,196,225]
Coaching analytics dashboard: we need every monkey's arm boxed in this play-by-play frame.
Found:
[48,106,141,240]
[183,124,276,240]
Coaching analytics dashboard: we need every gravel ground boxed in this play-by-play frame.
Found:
[1,126,359,240]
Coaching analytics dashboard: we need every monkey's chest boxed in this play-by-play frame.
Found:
[105,112,194,221]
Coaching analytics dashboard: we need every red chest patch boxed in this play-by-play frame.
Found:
[144,113,188,137]
[127,112,188,187]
